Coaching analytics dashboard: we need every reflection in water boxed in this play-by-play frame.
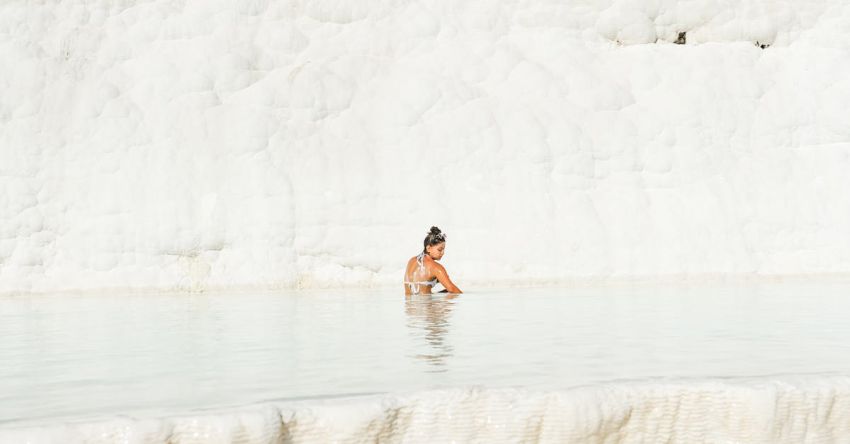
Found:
[404,294,457,372]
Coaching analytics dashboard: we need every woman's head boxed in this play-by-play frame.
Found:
[423,226,446,259]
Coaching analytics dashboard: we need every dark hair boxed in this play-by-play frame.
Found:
[423,226,446,251]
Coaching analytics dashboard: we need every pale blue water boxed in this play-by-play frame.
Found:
[2,280,850,427]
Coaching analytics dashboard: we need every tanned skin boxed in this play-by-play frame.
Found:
[404,242,462,295]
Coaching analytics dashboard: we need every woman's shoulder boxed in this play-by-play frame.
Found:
[406,256,418,266]
[421,254,442,268]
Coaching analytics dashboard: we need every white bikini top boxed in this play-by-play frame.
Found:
[404,252,438,287]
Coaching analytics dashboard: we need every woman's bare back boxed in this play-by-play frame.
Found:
[404,253,438,295]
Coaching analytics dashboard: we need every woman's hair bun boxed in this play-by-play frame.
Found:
[423,226,446,250]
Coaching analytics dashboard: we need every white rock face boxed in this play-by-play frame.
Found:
[2,0,850,293]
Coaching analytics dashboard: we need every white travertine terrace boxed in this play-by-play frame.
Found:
[2,0,850,293]
[4,378,850,443]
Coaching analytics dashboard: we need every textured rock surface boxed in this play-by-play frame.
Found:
[2,0,850,293]
[5,378,850,443]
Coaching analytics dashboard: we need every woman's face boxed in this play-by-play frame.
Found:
[426,242,446,260]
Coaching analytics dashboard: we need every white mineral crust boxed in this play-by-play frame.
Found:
[1,0,850,293]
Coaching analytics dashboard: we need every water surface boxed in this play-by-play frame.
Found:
[2,280,850,426]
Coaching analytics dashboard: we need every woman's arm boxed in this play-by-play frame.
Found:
[432,262,462,294]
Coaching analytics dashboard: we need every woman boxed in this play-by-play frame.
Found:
[404,227,462,295]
